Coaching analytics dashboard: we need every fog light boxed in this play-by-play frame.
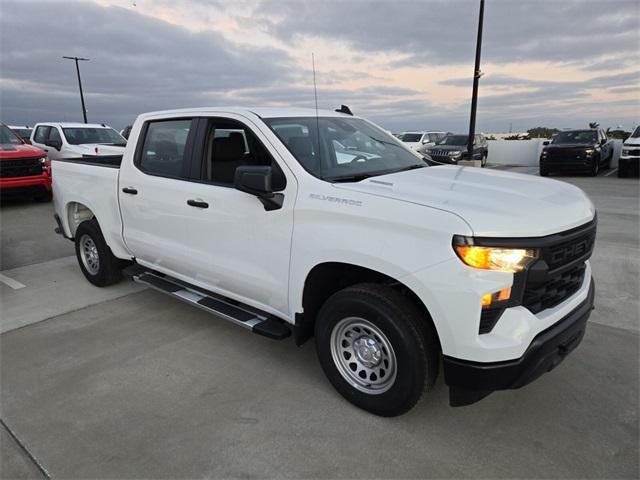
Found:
[481,287,512,308]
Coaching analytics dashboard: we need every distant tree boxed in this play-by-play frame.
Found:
[485,135,496,141]
[527,127,559,139]
[504,134,529,140]
[589,122,600,129]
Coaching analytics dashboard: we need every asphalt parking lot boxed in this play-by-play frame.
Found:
[1,167,638,479]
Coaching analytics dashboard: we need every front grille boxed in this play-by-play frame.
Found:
[624,148,640,156]
[523,264,586,314]
[522,220,596,314]
[0,157,42,178]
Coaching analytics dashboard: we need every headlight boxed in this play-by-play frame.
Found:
[449,150,462,156]
[584,149,594,156]
[38,157,47,164]
[453,236,538,272]
[622,149,630,155]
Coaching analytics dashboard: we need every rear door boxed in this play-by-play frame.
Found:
[119,117,202,277]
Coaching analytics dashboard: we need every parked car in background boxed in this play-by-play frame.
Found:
[618,125,639,178]
[31,123,127,161]
[53,106,596,416]
[9,125,33,144]
[0,123,51,202]
[423,134,488,166]
[540,129,613,177]
[398,131,447,150]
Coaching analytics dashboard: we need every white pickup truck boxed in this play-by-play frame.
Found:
[53,107,597,416]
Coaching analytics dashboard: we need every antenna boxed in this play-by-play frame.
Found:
[312,53,323,177]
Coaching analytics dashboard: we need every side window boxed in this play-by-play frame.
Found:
[48,127,61,142]
[138,119,193,178]
[203,119,285,190]
[34,126,50,143]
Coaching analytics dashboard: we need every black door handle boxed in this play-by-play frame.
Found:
[122,187,138,195]
[187,199,209,208]
[43,149,49,152]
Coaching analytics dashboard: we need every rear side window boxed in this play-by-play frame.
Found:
[138,119,193,178]
[34,126,50,143]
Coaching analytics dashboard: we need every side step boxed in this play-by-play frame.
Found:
[125,266,291,340]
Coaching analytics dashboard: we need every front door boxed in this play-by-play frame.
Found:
[179,114,296,317]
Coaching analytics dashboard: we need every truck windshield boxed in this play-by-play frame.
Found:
[264,116,426,182]
[62,127,127,146]
[630,126,640,138]
[552,131,597,145]
[436,135,467,146]
[0,125,24,145]
[398,133,422,142]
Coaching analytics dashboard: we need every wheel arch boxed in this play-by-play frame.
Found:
[65,201,96,238]
[294,261,441,350]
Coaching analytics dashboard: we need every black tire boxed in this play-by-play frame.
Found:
[315,283,439,417]
[589,158,599,176]
[618,164,627,178]
[34,191,52,202]
[481,153,487,167]
[74,219,123,287]
[540,167,549,177]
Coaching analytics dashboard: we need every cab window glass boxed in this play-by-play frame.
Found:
[34,126,50,143]
[139,119,193,178]
[48,127,61,142]
[202,119,285,190]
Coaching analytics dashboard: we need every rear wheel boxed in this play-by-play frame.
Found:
[34,191,52,203]
[74,219,123,287]
[315,283,438,417]
[618,163,627,178]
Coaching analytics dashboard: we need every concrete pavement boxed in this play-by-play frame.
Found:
[1,172,638,478]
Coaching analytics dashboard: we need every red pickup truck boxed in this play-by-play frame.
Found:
[0,123,52,202]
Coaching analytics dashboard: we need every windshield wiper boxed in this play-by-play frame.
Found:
[325,164,426,183]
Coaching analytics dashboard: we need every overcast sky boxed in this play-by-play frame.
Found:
[1,0,639,132]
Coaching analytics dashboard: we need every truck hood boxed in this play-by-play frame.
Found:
[0,143,46,160]
[334,165,595,237]
[624,137,640,146]
[72,144,126,156]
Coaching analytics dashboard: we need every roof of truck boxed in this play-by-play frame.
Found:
[33,122,114,128]
[139,107,355,119]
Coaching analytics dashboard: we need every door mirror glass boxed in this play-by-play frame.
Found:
[45,139,62,150]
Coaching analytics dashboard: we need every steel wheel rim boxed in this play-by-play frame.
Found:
[330,317,397,395]
[79,234,100,275]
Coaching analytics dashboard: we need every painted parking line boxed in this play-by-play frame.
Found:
[604,168,618,177]
[0,273,26,290]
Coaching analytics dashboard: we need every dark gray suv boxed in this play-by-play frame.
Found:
[423,134,488,167]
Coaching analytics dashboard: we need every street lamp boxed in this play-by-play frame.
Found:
[466,0,484,159]
[62,56,90,123]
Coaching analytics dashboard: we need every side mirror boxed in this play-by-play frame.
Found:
[543,141,550,146]
[234,166,283,211]
[45,139,62,150]
[600,138,607,145]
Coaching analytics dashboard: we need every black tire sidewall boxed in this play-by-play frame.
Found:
[74,220,121,287]
[315,288,429,416]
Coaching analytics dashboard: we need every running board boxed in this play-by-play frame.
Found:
[127,268,291,340]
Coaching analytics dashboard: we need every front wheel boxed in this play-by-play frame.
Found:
[481,152,487,167]
[589,158,600,176]
[74,219,123,287]
[315,283,439,417]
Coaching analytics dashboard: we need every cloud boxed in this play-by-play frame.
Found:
[259,0,640,66]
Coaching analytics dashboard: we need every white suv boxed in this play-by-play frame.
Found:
[31,123,127,160]
[398,131,447,150]
[619,125,639,177]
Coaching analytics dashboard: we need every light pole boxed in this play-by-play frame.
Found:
[467,0,484,159]
[63,56,90,123]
